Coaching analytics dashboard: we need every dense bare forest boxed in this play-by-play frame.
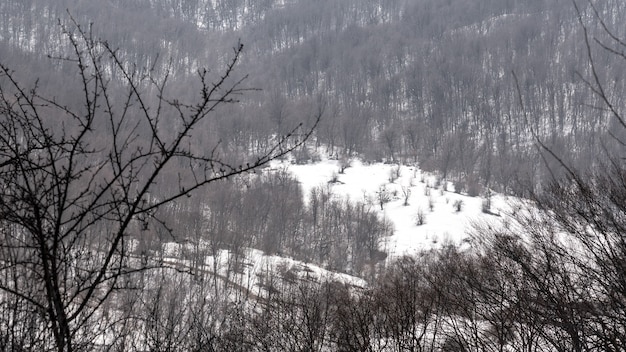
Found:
[2,0,626,351]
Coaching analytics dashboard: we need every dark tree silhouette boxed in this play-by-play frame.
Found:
[0,18,317,352]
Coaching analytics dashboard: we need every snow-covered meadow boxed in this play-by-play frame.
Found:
[272,155,511,258]
[156,153,516,293]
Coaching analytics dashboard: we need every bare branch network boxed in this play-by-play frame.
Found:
[0,17,318,352]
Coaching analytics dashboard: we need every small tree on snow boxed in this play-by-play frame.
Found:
[482,189,493,214]
[339,155,351,174]
[388,165,401,183]
[401,185,411,206]
[453,199,464,212]
[415,207,426,225]
[376,185,391,210]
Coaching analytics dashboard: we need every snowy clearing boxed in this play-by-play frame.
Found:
[271,156,513,258]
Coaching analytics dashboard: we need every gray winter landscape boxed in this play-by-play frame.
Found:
[1,0,626,350]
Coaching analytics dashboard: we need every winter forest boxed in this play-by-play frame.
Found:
[1,0,626,350]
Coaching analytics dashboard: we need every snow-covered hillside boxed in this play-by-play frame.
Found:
[272,155,511,258]
[153,154,513,294]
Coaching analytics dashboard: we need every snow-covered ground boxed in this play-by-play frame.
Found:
[160,242,368,294]
[157,154,513,291]
[272,155,512,258]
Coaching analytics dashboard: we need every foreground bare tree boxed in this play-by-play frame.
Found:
[0,18,317,352]
[469,2,626,351]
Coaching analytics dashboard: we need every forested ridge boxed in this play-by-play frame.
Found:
[2,0,626,351]
[3,0,626,192]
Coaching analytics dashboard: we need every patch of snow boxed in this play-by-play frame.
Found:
[271,155,512,258]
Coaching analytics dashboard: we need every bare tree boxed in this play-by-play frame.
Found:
[376,185,391,211]
[0,18,317,352]
[376,255,444,352]
[328,283,380,352]
[400,185,411,206]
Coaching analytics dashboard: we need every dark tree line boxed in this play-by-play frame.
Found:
[2,0,625,194]
[72,234,624,351]
[157,170,391,280]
